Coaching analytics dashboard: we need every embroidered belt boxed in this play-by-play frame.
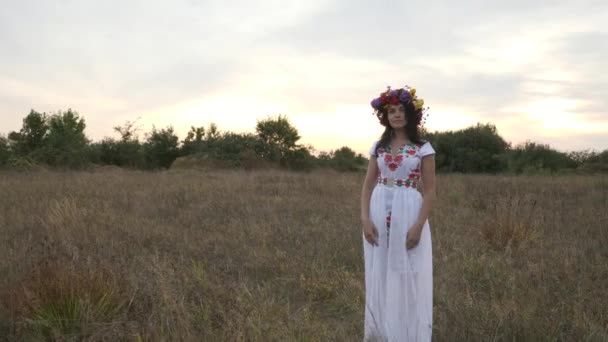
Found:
[377,176,419,189]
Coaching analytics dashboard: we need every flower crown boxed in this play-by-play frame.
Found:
[370,85,429,126]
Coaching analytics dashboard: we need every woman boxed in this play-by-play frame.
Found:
[360,86,436,341]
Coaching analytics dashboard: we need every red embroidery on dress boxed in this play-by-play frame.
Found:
[406,164,422,185]
[379,144,422,172]
[383,152,404,171]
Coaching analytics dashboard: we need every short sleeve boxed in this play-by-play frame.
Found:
[369,141,379,158]
[419,141,435,158]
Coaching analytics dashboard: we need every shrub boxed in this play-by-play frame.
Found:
[42,109,90,168]
[143,126,180,169]
[507,141,577,174]
[0,135,11,167]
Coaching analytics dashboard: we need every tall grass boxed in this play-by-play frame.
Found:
[0,169,606,341]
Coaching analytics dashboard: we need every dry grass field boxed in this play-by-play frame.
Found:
[0,168,607,341]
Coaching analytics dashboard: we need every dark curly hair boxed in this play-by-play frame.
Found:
[374,101,425,155]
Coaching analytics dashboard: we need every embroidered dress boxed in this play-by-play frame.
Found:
[363,140,435,342]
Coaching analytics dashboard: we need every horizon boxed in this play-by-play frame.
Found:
[1,1,607,155]
[2,109,604,156]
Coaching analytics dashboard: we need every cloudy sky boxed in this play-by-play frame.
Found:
[1,0,607,155]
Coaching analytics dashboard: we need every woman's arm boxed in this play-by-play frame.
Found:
[416,154,437,226]
[360,157,379,222]
[406,154,436,249]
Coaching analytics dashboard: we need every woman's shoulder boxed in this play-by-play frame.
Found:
[417,140,435,156]
[369,140,382,157]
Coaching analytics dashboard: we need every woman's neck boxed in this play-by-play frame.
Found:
[392,129,410,143]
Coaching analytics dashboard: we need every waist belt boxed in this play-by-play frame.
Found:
[377,176,419,189]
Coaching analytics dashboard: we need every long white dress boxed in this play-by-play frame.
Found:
[363,140,435,342]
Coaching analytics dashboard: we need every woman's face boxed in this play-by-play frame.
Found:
[387,104,407,129]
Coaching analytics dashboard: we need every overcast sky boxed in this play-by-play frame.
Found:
[1,0,607,155]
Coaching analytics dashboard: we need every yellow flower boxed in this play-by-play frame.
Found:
[414,99,424,109]
[410,88,416,96]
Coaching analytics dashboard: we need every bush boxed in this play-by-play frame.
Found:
[427,123,509,173]
[579,150,608,173]
[282,146,316,172]
[180,126,207,156]
[507,141,577,174]
[0,135,11,167]
[143,126,180,169]
[255,115,301,162]
[179,122,315,171]
[8,156,37,171]
[42,109,90,168]
[208,132,261,163]
[93,138,145,169]
[175,131,277,170]
[7,110,49,158]
[317,147,367,172]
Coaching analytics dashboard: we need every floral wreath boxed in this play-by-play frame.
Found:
[370,85,429,127]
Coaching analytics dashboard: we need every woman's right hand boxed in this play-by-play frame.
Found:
[363,219,379,246]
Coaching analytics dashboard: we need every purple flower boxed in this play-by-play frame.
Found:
[399,91,412,102]
[371,98,381,109]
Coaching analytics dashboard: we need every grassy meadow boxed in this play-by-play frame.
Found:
[0,168,607,341]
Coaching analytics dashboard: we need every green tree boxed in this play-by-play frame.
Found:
[114,118,143,143]
[316,151,332,168]
[507,141,577,174]
[567,149,594,166]
[579,149,608,172]
[282,146,316,171]
[330,147,367,171]
[92,118,146,168]
[181,126,206,156]
[206,123,220,141]
[143,126,180,169]
[0,135,11,167]
[426,123,509,173]
[212,132,259,159]
[8,109,49,158]
[93,138,144,168]
[43,109,89,168]
[255,115,300,162]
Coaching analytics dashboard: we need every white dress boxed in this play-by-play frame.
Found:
[363,140,435,342]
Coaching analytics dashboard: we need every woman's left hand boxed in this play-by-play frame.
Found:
[406,223,423,250]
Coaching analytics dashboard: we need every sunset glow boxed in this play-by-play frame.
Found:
[1,1,606,153]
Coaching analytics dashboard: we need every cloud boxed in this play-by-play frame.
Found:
[1,0,607,151]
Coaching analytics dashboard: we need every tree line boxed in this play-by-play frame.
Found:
[0,109,367,172]
[426,124,608,174]
[1,109,607,174]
